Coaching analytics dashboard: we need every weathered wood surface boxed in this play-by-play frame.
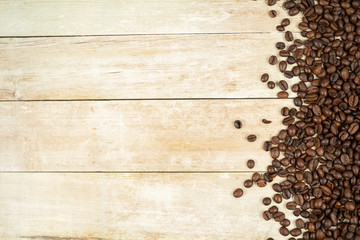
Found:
[0,0,300,36]
[0,99,292,171]
[0,33,299,100]
[0,173,297,240]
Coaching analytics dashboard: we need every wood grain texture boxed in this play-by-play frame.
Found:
[0,100,293,171]
[0,33,301,100]
[0,173,299,240]
[0,0,300,36]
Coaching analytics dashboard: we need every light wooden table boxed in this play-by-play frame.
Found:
[0,1,302,239]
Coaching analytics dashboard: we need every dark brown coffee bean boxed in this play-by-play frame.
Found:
[262,119,271,124]
[276,25,285,31]
[251,172,260,182]
[233,188,243,198]
[234,120,242,129]
[247,159,255,169]
[269,10,277,18]
[285,31,294,42]
[274,212,285,222]
[244,179,253,188]
[295,219,305,229]
[269,55,278,65]
[267,81,275,89]
[257,179,267,187]
[278,80,288,91]
[280,218,290,227]
[286,201,297,210]
[263,211,272,221]
[261,73,269,82]
[273,193,282,203]
[263,141,272,151]
[267,0,277,6]
[247,135,257,142]
[277,91,289,99]
[262,197,271,206]
[290,228,301,237]
[276,42,286,50]
[279,227,289,236]
[279,61,287,73]
[281,18,290,27]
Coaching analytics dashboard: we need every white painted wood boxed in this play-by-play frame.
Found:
[0,173,298,239]
[0,100,292,171]
[0,0,300,36]
[0,33,300,100]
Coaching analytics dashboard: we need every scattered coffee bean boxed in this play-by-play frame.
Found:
[247,159,255,169]
[277,91,289,99]
[276,42,286,50]
[273,193,282,203]
[263,197,272,206]
[281,18,290,27]
[244,179,253,188]
[247,134,257,142]
[233,188,243,198]
[267,81,275,89]
[261,73,269,82]
[278,80,288,90]
[269,10,277,18]
[233,120,242,129]
[262,119,272,124]
[269,55,278,65]
[285,31,294,42]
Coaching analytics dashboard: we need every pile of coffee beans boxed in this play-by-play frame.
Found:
[234,0,360,239]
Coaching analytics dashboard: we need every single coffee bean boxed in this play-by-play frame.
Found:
[269,10,277,18]
[234,120,242,129]
[251,172,260,182]
[279,227,289,236]
[267,81,275,89]
[269,55,278,65]
[295,219,305,229]
[280,219,290,227]
[285,31,294,42]
[247,159,255,169]
[274,212,285,222]
[247,135,257,142]
[261,73,269,82]
[257,179,267,187]
[262,119,272,124]
[263,141,272,151]
[281,18,290,27]
[269,205,278,214]
[263,211,272,221]
[263,197,272,206]
[273,193,282,203]
[267,0,277,6]
[279,61,287,73]
[244,179,253,188]
[276,42,286,50]
[233,188,243,198]
[276,25,285,31]
[290,228,301,237]
[277,91,289,99]
[278,80,288,90]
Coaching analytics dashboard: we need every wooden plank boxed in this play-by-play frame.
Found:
[0,173,298,239]
[0,0,301,36]
[0,100,292,171]
[0,33,300,100]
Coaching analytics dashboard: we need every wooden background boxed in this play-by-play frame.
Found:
[0,1,302,239]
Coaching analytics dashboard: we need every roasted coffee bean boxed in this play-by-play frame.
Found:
[276,42,286,50]
[234,120,242,129]
[273,193,282,203]
[269,10,277,18]
[257,179,267,187]
[274,212,285,222]
[281,18,290,27]
[244,179,253,188]
[261,73,269,82]
[263,141,272,151]
[247,159,255,169]
[269,55,278,65]
[295,219,305,229]
[267,81,275,89]
[277,25,285,31]
[285,31,294,42]
[262,197,271,206]
[278,80,288,90]
[233,188,243,198]
[262,119,271,124]
[279,227,289,236]
[290,228,301,237]
[247,135,257,142]
[279,61,287,73]
[277,91,289,99]
[280,219,290,227]
[263,211,272,221]
[267,0,276,6]
[251,172,260,182]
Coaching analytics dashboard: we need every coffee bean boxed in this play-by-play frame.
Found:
[290,228,301,237]
[295,219,305,229]
[269,55,278,65]
[244,179,253,188]
[260,73,269,83]
[247,134,257,142]
[234,120,242,129]
[277,91,289,99]
[279,61,287,73]
[251,172,260,182]
[282,116,295,126]
[263,141,272,151]
[276,42,286,50]
[267,0,277,6]
[257,179,267,187]
[233,188,243,198]
[247,159,255,169]
[280,218,290,227]
[276,25,285,31]
[267,81,275,89]
[273,193,282,203]
[262,119,272,124]
[285,31,294,42]
[281,18,290,27]
[274,212,285,222]
[263,211,272,221]
[278,80,288,90]
[279,227,289,236]
[269,10,277,18]
[262,197,271,206]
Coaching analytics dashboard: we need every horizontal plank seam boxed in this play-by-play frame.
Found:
[0,32,301,38]
[0,171,267,174]
[0,98,294,102]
